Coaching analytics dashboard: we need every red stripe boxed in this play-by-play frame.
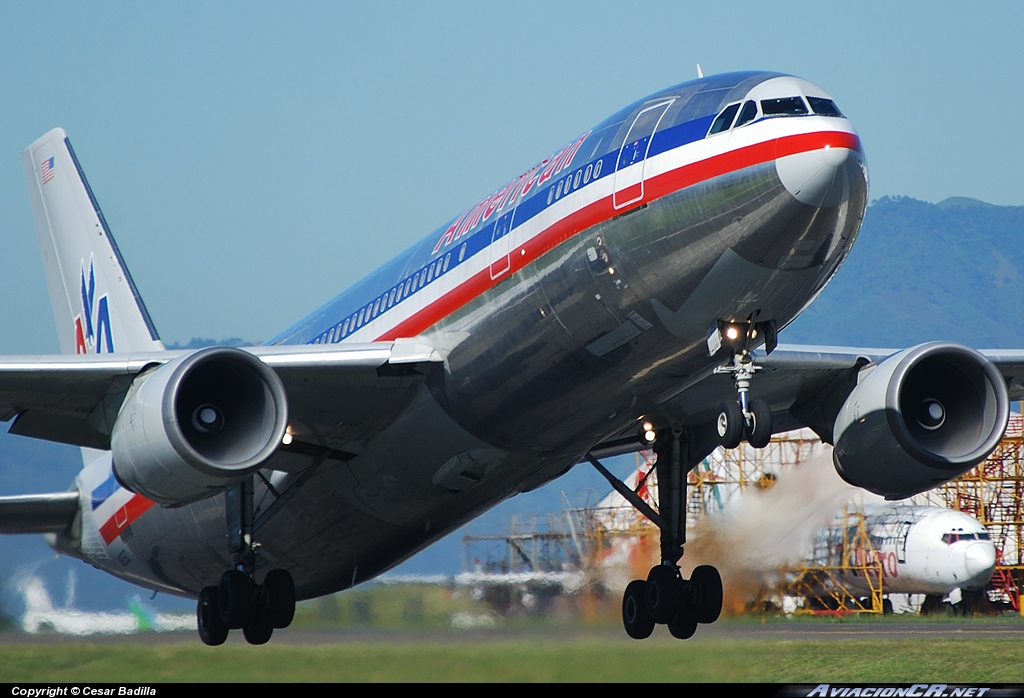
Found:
[98,493,156,545]
[377,130,860,341]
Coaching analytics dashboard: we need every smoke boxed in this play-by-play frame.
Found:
[64,568,77,609]
[680,451,860,613]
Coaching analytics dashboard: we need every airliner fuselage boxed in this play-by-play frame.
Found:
[55,72,868,615]
[819,505,996,597]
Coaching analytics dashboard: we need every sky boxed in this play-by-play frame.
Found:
[0,1,1021,352]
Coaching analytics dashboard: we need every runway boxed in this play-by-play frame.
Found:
[2,617,1022,645]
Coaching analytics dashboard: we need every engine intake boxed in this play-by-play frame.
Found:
[833,342,1008,499]
[111,347,288,506]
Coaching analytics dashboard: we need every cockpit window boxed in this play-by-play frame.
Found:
[734,100,758,128]
[941,531,992,544]
[761,96,808,116]
[709,103,740,135]
[808,97,843,116]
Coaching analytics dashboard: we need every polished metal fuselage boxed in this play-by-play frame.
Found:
[65,72,869,600]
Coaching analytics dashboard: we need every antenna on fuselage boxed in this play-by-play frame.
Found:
[696,64,704,78]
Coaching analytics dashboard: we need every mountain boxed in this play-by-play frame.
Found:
[784,196,1024,348]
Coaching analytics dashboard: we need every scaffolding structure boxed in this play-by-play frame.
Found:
[461,417,1024,616]
[911,414,1024,611]
[462,511,586,578]
[765,507,885,615]
[461,430,869,614]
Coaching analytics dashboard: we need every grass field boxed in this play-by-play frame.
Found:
[4,585,1023,682]
[2,631,1024,682]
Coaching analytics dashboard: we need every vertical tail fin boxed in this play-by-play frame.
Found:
[21,128,164,355]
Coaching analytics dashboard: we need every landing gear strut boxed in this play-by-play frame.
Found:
[196,477,297,646]
[588,427,723,640]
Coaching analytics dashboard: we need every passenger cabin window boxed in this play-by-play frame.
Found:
[761,96,809,116]
[709,103,740,135]
[734,100,758,128]
[808,97,843,116]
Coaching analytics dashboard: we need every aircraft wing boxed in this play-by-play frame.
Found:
[593,343,1024,456]
[0,340,444,459]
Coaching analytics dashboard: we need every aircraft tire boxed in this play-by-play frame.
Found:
[242,608,274,645]
[646,565,682,624]
[197,586,228,646]
[717,402,744,449]
[692,565,723,624]
[746,400,772,448]
[622,580,655,640]
[667,604,697,640]
[219,570,255,629]
[264,569,296,628]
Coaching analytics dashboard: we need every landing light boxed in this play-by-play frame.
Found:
[725,326,740,341]
[282,430,293,446]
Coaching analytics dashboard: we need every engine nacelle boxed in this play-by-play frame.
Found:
[111,347,288,506]
[833,342,1008,499]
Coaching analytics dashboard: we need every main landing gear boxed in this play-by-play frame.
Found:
[622,564,723,639]
[197,567,296,646]
[588,426,723,640]
[196,478,297,646]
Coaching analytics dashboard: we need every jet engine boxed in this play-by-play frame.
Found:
[833,342,1008,499]
[110,347,288,506]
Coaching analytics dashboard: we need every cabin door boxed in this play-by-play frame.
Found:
[489,209,515,280]
[613,99,674,210]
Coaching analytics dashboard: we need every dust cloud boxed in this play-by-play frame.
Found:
[680,451,860,613]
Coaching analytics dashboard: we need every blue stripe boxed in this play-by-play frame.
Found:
[267,104,748,346]
[269,124,707,346]
[91,472,119,510]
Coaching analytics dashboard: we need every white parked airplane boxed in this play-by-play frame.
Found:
[1,71,1022,644]
[812,504,996,605]
[17,575,194,636]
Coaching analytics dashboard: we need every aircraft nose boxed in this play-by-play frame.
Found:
[964,543,997,586]
[776,142,867,207]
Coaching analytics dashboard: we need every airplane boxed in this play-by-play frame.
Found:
[1,69,1021,645]
[806,503,997,612]
[17,574,194,636]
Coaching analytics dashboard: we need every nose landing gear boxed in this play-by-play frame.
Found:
[714,351,773,449]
